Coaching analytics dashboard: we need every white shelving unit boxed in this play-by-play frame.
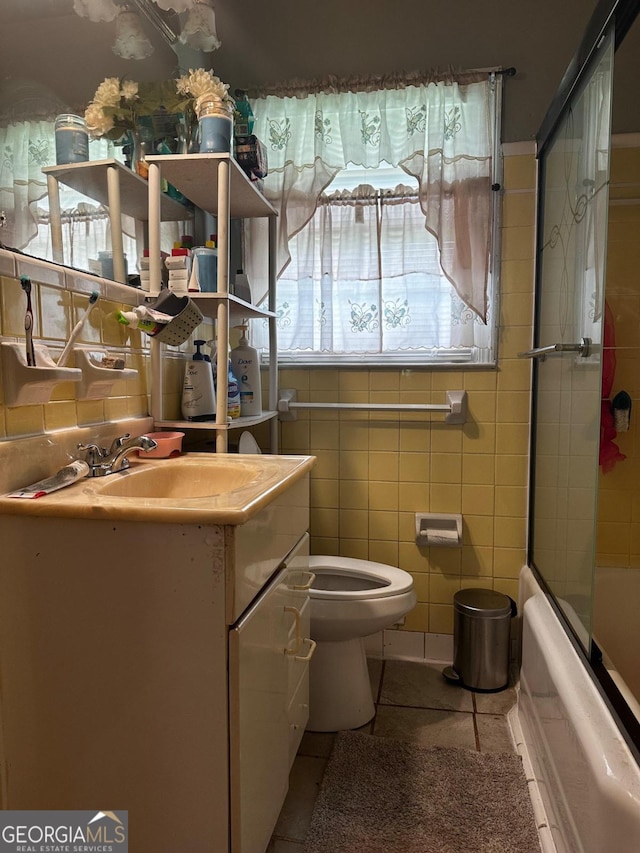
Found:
[146,153,279,453]
[43,158,191,283]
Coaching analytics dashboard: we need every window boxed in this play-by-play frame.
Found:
[247,72,502,366]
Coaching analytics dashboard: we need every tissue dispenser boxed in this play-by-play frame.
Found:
[416,513,462,547]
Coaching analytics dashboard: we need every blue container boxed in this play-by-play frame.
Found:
[192,247,218,292]
[199,115,233,154]
[99,251,128,282]
[55,114,89,165]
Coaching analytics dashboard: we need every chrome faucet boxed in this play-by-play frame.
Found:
[78,433,158,477]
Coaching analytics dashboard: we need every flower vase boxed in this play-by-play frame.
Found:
[197,98,233,154]
[123,129,149,179]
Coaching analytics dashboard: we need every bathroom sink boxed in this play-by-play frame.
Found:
[0,453,315,524]
[0,452,315,525]
[94,457,261,499]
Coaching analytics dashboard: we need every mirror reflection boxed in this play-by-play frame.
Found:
[0,0,218,280]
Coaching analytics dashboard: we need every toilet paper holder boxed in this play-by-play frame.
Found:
[415,513,463,547]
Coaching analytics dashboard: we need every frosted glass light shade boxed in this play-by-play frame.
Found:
[73,0,119,22]
[154,0,196,11]
[113,9,155,60]
[179,1,221,52]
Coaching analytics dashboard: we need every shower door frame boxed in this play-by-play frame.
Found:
[529,0,640,754]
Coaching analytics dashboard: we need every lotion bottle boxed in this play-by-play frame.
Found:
[181,339,216,421]
[230,324,262,417]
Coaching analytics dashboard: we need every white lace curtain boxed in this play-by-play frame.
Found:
[253,182,491,358]
[247,71,496,322]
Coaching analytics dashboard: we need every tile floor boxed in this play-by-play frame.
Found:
[267,658,518,852]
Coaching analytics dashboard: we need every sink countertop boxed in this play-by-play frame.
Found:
[0,453,316,525]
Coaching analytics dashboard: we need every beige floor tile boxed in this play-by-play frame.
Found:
[475,713,516,754]
[373,704,477,750]
[298,731,335,759]
[473,684,518,715]
[267,840,305,853]
[368,656,383,700]
[379,659,474,712]
[272,755,327,842]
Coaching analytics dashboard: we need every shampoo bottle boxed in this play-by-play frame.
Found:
[230,324,262,417]
[181,339,216,421]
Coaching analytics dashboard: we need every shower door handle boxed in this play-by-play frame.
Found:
[518,337,592,360]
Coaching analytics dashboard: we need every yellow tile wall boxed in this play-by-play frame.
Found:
[0,150,537,635]
[0,273,151,437]
[0,268,215,435]
[262,149,536,634]
[597,144,640,570]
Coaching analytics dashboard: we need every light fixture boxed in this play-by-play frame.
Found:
[179,0,221,52]
[72,0,221,57]
[73,0,119,22]
[112,7,155,59]
[153,0,196,12]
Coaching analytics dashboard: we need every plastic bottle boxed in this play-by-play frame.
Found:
[190,244,218,292]
[233,90,255,136]
[227,354,241,419]
[230,324,262,417]
[181,340,216,421]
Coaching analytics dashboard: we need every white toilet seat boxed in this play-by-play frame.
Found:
[309,555,414,600]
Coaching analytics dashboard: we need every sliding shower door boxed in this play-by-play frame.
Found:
[529,29,614,653]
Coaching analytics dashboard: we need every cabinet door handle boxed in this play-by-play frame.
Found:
[284,605,302,655]
[295,638,317,662]
[291,571,316,591]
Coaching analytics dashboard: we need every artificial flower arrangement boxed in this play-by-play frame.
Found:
[175,68,235,119]
[84,77,188,141]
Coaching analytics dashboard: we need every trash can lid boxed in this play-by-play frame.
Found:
[454,588,512,617]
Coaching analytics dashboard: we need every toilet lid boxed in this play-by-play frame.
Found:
[308,556,414,600]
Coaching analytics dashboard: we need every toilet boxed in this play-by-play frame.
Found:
[306,555,416,732]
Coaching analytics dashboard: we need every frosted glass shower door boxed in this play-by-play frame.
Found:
[529,30,614,652]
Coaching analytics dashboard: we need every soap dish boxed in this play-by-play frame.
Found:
[74,348,138,400]
[138,431,185,458]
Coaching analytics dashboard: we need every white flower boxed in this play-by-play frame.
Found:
[84,102,114,136]
[176,69,232,104]
[121,80,139,101]
[93,77,122,108]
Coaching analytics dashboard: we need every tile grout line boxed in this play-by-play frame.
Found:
[472,692,482,751]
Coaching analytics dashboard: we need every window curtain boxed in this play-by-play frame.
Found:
[252,183,490,358]
[246,70,496,322]
[0,120,116,251]
[0,120,60,249]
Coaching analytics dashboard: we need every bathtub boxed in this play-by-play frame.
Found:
[515,565,640,853]
[593,565,640,720]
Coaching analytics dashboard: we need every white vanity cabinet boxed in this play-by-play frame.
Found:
[0,467,312,853]
[229,533,312,853]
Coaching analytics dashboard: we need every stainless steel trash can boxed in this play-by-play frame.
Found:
[449,588,514,691]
